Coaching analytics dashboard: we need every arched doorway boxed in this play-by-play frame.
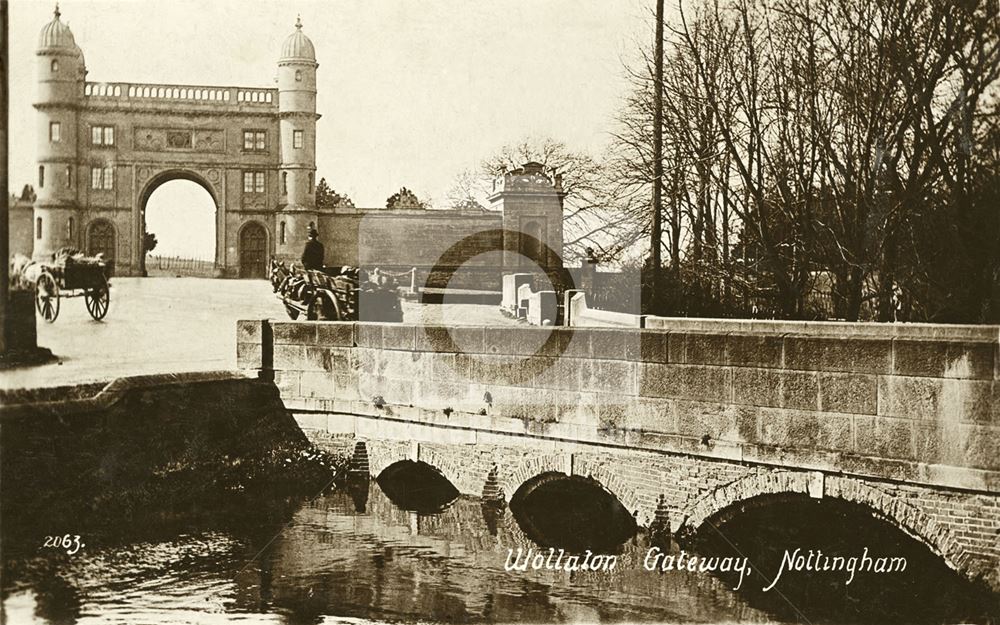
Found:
[142,174,217,277]
[239,222,268,278]
[86,219,116,273]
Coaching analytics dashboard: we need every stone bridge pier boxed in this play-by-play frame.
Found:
[237,319,1000,591]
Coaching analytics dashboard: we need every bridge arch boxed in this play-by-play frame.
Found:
[373,458,460,513]
[682,470,965,574]
[500,455,645,520]
[410,445,484,496]
[508,470,638,552]
[358,440,482,500]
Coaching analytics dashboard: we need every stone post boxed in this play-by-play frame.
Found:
[562,289,584,326]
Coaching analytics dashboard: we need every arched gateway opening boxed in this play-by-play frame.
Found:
[143,176,217,277]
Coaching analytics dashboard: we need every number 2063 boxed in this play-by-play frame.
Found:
[42,535,84,555]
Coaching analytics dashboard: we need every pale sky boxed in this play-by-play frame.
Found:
[9,0,651,256]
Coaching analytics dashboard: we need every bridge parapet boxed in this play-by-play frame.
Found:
[238,319,1000,493]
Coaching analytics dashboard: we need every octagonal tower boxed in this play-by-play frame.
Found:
[33,4,86,260]
[275,16,320,261]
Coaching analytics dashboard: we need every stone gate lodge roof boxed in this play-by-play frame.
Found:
[280,16,316,63]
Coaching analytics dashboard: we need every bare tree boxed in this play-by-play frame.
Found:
[649,0,666,311]
[480,137,629,262]
[609,0,999,321]
[445,169,491,211]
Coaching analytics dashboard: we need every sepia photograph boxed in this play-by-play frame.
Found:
[1,0,998,623]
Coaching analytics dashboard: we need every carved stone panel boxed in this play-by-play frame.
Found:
[166,131,191,149]
[134,128,225,153]
[193,130,225,152]
[242,194,267,210]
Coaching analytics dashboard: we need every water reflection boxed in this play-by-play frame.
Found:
[254,483,770,623]
[2,481,773,624]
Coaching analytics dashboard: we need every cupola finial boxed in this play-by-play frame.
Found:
[295,14,302,29]
[54,3,61,19]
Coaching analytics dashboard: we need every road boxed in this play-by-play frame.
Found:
[1,277,515,390]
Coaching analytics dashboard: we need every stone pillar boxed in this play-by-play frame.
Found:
[527,290,558,326]
[488,162,566,276]
[501,272,533,316]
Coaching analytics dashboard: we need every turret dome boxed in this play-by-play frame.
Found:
[280,16,316,63]
[38,4,78,52]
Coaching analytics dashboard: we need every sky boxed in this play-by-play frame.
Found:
[9,0,652,256]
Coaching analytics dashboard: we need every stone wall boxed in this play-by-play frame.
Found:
[319,209,502,270]
[565,289,644,327]
[0,371,326,546]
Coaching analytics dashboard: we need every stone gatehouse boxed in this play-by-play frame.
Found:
[19,6,564,279]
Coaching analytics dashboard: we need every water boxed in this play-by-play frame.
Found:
[2,482,778,624]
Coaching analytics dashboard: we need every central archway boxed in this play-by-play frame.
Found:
[140,171,218,277]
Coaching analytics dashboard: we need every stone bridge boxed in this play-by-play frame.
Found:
[236,319,1000,590]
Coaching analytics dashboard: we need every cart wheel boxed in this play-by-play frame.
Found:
[306,297,320,321]
[35,272,60,323]
[85,277,110,321]
[310,293,341,321]
[328,295,344,321]
[283,302,300,320]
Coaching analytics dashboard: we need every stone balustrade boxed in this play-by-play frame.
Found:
[84,82,277,106]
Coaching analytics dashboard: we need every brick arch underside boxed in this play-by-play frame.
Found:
[363,440,489,496]
[364,440,412,480]
[360,442,643,518]
[683,470,966,576]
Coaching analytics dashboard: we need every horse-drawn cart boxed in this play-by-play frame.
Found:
[269,259,402,322]
[34,255,112,323]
